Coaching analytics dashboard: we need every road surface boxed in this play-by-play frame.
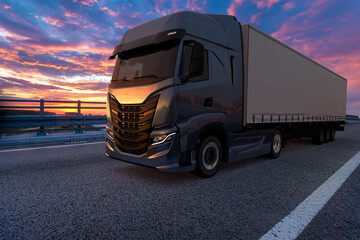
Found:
[1,124,359,239]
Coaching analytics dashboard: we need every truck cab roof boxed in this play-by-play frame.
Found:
[119,11,242,52]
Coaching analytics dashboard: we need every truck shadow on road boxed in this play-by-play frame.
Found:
[113,165,199,183]
[112,156,272,183]
[111,137,353,182]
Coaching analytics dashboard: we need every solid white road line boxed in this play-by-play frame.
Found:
[0,141,104,153]
[259,150,360,240]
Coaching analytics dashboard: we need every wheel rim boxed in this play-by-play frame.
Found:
[202,142,219,170]
[272,133,282,154]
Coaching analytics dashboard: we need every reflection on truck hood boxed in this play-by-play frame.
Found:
[107,77,177,104]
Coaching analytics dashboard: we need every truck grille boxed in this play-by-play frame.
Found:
[110,95,159,155]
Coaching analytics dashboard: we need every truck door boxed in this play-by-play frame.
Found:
[176,40,214,122]
[209,48,243,130]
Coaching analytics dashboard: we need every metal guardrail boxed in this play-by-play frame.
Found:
[0,99,107,136]
[346,114,360,121]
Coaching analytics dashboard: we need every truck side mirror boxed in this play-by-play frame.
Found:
[189,43,204,78]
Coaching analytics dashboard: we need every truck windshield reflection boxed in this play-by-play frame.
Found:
[114,41,179,83]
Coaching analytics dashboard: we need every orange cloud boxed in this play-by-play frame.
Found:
[282,2,295,10]
[73,0,98,7]
[64,11,77,18]
[12,40,113,56]
[101,6,117,17]
[252,0,280,9]
[186,0,206,12]
[250,12,262,24]
[227,0,245,16]
[42,16,63,27]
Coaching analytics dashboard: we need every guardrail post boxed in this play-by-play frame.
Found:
[77,100,81,116]
[36,99,47,136]
[75,100,83,134]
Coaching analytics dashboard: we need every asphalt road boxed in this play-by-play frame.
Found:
[0,123,359,240]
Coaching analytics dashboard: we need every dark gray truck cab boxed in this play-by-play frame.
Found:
[105,11,346,177]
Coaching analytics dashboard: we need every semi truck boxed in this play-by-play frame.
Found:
[105,11,346,177]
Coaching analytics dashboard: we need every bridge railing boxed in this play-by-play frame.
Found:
[0,99,107,136]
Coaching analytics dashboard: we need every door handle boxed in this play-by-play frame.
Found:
[204,97,213,107]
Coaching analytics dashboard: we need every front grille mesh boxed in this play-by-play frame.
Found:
[110,95,159,155]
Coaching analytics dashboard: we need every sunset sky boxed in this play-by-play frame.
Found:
[0,0,359,115]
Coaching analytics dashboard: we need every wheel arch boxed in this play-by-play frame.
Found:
[196,125,228,162]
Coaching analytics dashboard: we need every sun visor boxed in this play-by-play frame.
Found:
[108,28,185,60]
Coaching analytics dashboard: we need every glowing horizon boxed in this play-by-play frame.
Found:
[0,0,359,115]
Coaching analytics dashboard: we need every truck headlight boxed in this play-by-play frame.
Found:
[151,132,176,146]
[106,129,114,141]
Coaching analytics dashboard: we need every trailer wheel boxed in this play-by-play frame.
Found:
[312,127,324,145]
[323,126,330,143]
[269,129,282,158]
[195,135,222,178]
[329,127,336,142]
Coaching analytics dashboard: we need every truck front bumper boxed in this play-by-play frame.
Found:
[105,130,196,172]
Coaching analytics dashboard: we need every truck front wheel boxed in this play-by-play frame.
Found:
[269,129,282,158]
[195,136,222,178]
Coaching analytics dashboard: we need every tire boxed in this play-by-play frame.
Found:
[269,129,282,158]
[329,127,336,142]
[323,126,330,143]
[194,135,222,178]
[312,126,324,145]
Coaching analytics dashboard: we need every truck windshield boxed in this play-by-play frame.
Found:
[112,40,179,85]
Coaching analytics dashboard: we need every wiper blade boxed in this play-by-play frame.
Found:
[133,74,157,79]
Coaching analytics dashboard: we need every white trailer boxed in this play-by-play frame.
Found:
[241,24,347,125]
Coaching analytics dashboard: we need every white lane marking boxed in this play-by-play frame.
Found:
[0,141,104,153]
[260,150,360,240]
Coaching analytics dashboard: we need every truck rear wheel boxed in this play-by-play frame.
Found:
[195,135,222,178]
[269,129,282,158]
[323,126,330,143]
[312,127,324,145]
[329,127,336,142]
